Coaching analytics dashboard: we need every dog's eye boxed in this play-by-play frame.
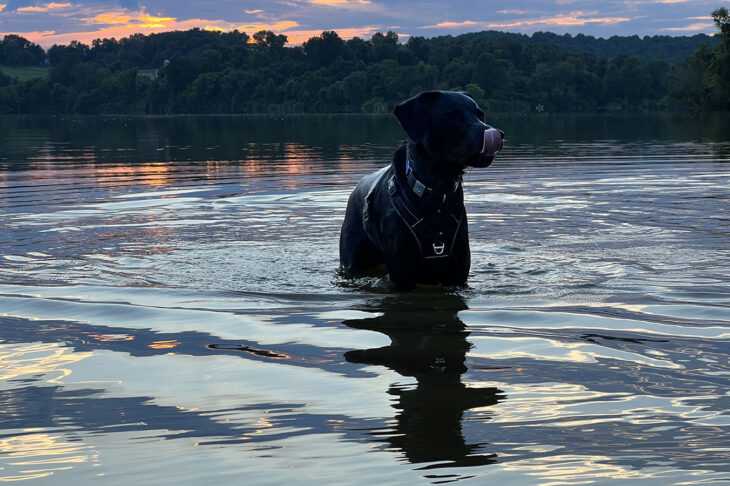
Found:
[476,109,485,121]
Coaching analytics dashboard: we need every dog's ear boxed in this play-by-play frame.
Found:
[393,91,441,144]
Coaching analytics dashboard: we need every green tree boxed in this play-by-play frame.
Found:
[252,31,287,50]
[304,31,347,66]
[472,52,512,98]
[1,25,726,114]
[370,31,399,60]
[712,8,730,40]
[1,35,45,66]
[0,69,10,87]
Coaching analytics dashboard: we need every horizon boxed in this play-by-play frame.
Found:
[0,0,721,49]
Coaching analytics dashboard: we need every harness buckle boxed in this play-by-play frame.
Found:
[388,176,397,196]
[433,241,445,255]
[413,179,426,198]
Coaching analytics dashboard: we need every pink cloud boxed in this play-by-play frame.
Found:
[663,22,714,32]
[283,25,381,43]
[424,11,631,31]
[235,20,299,32]
[423,20,479,29]
[488,12,632,29]
[17,2,72,13]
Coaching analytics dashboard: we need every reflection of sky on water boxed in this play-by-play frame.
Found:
[0,114,729,484]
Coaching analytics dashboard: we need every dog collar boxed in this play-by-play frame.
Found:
[405,146,461,204]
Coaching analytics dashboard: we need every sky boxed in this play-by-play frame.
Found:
[0,0,721,48]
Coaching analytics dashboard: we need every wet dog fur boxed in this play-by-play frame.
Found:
[339,91,503,289]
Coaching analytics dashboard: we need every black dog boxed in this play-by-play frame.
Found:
[339,91,504,288]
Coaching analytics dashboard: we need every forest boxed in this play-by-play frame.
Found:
[0,7,728,115]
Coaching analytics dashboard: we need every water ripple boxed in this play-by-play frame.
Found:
[1,114,729,484]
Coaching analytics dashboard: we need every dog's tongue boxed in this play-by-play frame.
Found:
[480,128,503,156]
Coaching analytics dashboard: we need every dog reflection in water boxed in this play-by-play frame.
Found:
[343,294,505,468]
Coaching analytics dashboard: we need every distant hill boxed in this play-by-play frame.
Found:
[445,30,719,62]
[0,65,48,82]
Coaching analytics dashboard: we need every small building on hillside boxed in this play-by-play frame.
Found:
[138,69,158,81]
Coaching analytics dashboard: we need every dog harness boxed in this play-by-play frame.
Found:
[363,150,465,260]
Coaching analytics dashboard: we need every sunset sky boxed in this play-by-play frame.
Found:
[0,0,721,48]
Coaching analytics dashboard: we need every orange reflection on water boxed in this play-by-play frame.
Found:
[139,163,170,186]
[280,142,318,191]
[206,160,224,178]
[0,343,95,482]
[148,340,181,350]
[0,342,91,383]
[94,162,170,187]
[0,432,94,483]
[87,333,134,342]
[284,143,313,175]
[499,454,654,483]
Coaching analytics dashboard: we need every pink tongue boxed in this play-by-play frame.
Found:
[480,128,503,156]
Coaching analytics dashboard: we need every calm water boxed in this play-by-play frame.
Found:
[1,114,729,484]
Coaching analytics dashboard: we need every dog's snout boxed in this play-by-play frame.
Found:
[480,128,503,156]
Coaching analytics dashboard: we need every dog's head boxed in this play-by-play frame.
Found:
[393,91,504,170]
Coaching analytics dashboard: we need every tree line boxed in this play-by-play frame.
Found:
[0,8,728,115]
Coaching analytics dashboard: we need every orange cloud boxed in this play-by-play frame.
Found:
[4,1,385,48]
[80,7,302,37]
[10,18,233,47]
[17,2,71,13]
[139,14,175,24]
[94,13,133,25]
[0,4,6,13]
[87,10,176,29]
[138,14,175,28]
[244,9,263,14]
[5,19,394,47]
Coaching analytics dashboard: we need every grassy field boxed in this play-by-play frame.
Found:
[0,65,49,82]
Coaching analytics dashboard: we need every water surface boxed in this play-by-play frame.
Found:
[1,114,729,484]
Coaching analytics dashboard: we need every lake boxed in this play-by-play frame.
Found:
[1,113,729,484]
